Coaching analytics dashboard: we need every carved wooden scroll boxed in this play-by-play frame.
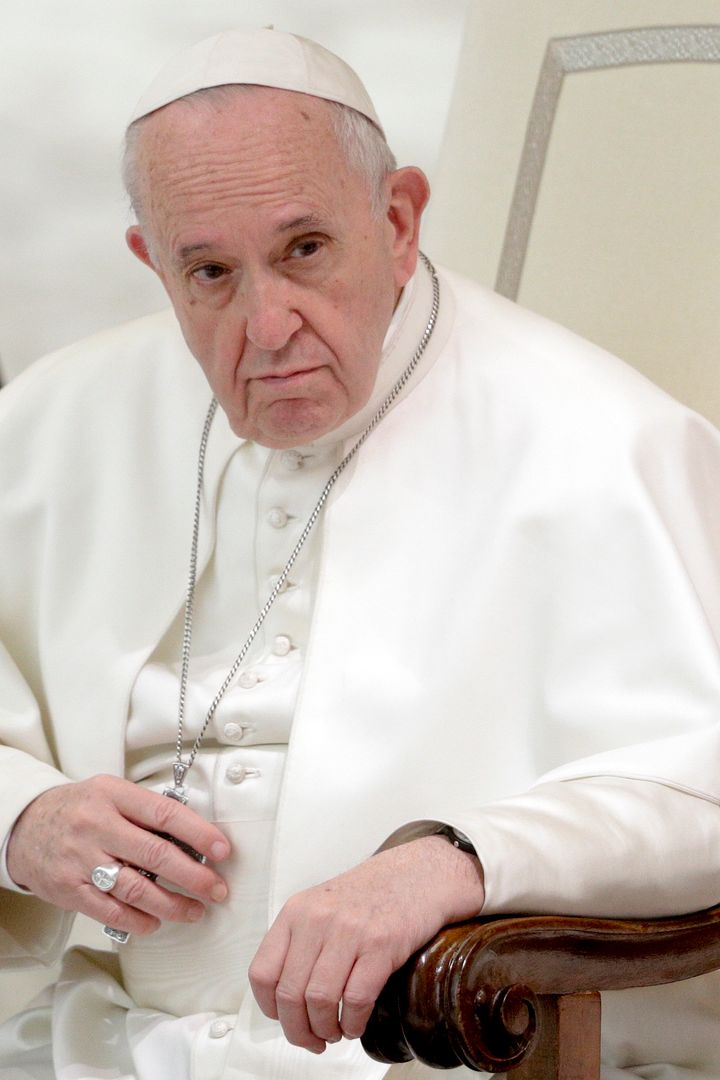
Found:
[362,905,720,1076]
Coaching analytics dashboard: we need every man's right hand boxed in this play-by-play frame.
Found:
[6,775,230,936]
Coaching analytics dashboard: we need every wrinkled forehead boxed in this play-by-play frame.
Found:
[131,87,363,236]
[134,85,344,180]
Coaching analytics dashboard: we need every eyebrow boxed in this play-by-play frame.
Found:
[276,213,326,233]
[175,214,326,264]
[176,242,213,262]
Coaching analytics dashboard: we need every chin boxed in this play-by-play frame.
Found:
[253,422,334,449]
[250,400,345,447]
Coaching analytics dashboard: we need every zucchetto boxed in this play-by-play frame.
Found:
[129,26,384,135]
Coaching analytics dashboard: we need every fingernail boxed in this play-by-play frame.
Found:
[188,905,204,922]
[211,882,228,902]
[211,841,229,860]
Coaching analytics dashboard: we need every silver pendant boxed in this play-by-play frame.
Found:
[166,761,190,803]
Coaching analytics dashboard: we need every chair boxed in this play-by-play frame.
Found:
[362,904,720,1078]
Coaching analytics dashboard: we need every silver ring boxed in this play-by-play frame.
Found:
[91,863,122,892]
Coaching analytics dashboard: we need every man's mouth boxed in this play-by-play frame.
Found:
[258,366,323,386]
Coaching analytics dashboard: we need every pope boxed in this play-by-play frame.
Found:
[1,26,720,1080]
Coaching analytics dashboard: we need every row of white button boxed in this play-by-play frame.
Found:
[234,633,292,694]
[237,456,296,743]
[266,450,305,545]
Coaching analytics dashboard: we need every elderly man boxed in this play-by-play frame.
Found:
[1,26,720,1080]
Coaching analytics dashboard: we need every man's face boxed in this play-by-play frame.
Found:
[127,88,426,447]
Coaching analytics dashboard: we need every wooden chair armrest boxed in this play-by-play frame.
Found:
[362,904,720,1074]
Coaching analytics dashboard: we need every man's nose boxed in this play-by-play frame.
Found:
[243,275,303,351]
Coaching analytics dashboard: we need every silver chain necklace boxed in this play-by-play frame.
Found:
[165,252,440,805]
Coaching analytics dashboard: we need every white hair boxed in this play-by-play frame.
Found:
[122,85,397,229]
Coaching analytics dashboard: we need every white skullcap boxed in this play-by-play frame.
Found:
[129,27,385,136]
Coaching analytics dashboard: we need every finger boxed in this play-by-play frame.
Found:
[249,922,327,1053]
[249,921,291,1020]
[96,864,207,924]
[301,931,391,1043]
[304,970,345,1045]
[112,782,231,863]
[339,953,394,1039]
[77,883,162,936]
[111,825,228,904]
[300,930,360,1044]
[274,933,329,1054]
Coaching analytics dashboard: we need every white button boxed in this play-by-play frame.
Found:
[209,1019,230,1039]
[223,722,244,741]
[281,450,304,470]
[238,671,259,689]
[226,765,248,784]
[226,764,260,784]
[272,634,292,656]
[267,507,289,528]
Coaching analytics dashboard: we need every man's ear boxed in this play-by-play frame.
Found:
[385,167,431,289]
[126,225,157,271]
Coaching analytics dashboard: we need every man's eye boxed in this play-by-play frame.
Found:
[288,239,322,259]
[191,264,228,282]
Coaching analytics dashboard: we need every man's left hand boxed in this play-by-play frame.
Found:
[248,835,485,1053]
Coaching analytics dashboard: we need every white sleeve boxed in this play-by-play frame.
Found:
[0,642,74,962]
[449,775,720,918]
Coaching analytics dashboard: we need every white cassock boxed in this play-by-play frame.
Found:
[0,259,719,1079]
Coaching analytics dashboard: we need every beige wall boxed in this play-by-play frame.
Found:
[425,0,720,426]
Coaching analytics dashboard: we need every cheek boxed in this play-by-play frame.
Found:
[346,284,395,363]
[335,338,384,407]
[173,297,246,387]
